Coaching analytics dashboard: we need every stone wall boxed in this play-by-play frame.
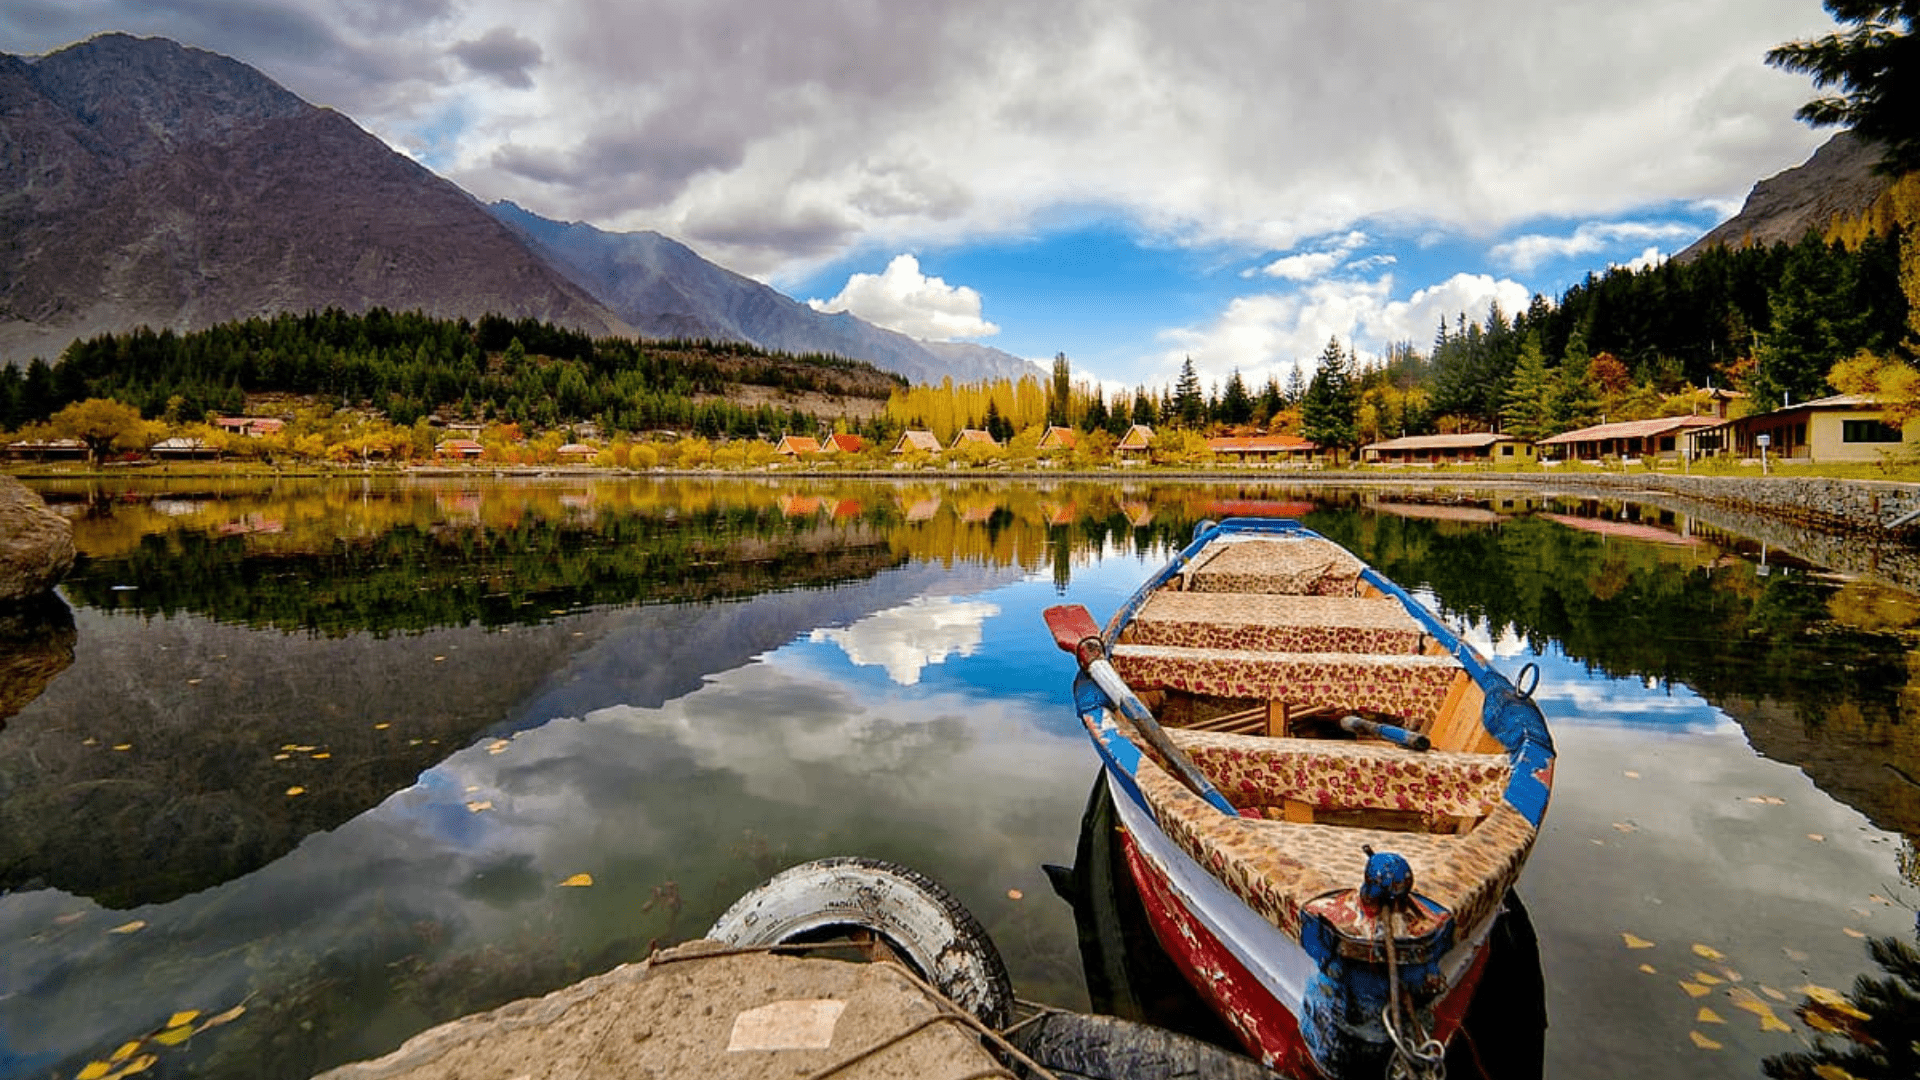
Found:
[1531,473,1920,536]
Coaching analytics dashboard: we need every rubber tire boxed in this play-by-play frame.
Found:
[707,856,1015,1029]
[1005,1011,1281,1080]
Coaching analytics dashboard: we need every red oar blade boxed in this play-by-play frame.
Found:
[1043,604,1104,663]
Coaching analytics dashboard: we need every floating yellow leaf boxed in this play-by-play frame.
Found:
[1623,770,1641,779]
[1696,1007,1724,1024]
[150,1026,193,1047]
[77,1063,112,1080]
[559,873,593,887]
[272,753,290,761]
[112,744,132,752]
[54,911,85,925]
[1694,971,1724,985]
[1813,1064,1862,1080]
[108,1041,141,1063]
[1842,927,1867,939]
[82,737,97,746]
[465,800,493,813]
[311,752,330,760]
[1804,1010,1842,1034]
[185,678,201,686]
[1007,889,1023,900]
[1761,985,1788,1002]
[1692,943,1727,961]
[432,655,446,662]
[1808,833,1826,842]
[1745,795,1786,805]
[486,740,510,754]
[373,722,391,730]
[1680,981,1711,998]
[1638,963,1657,974]
[1800,985,1871,1020]
[1612,821,1638,833]
[165,1010,199,1029]
[196,1004,246,1031]
[1622,932,1655,949]
[1728,987,1794,1032]
[285,786,305,796]
[104,1054,156,1079]
[1689,1031,1722,1050]
[107,920,145,935]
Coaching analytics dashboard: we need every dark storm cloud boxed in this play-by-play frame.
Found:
[451,26,541,89]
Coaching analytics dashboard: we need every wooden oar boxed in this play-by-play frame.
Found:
[1044,604,1237,814]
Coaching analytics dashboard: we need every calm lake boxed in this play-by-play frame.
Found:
[2,475,1917,1080]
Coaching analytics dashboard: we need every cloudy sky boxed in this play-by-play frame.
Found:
[2,0,1840,389]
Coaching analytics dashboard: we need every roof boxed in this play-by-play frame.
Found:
[1117,424,1155,449]
[556,443,597,455]
[438,438,484,452]
[823,433,866,453]
[891,430,943,453]
[1207,435,1318,453]
[776,435,822,454]
[1038,426,1077,449]
[1364,432,1515,451]
[950,428,999,448]
[1537,415,1721,445]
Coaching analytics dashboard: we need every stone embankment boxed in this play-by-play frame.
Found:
[1540,473,1920,536]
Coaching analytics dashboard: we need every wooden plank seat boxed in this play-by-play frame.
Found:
[1124,592,1429,654]
[1111,644,1464,728]
[1167,729,1510,820]
[1130,731,1536,943]
[1177,537,1369,596]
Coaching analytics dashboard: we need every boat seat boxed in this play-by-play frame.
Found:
[1111,644,1463,727]
[1167,729,1510,820]
[1124,592,1429,655]
[1130,743,1535,944]
[1176,537,1368,596]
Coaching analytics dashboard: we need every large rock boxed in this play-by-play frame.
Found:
[0,475,74,602]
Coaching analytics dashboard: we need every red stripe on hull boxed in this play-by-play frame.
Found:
[1120,826,1492,1077]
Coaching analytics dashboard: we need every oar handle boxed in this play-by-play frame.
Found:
[1045,605,1237,815]
[1339,714,1431,751]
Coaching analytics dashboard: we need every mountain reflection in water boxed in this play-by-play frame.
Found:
[0,476,1916,1080]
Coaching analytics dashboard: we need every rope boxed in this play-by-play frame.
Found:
[638,942,1061,1080]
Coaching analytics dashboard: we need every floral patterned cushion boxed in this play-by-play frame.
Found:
[1169,730,1511,818]
[1111,646,1461,725]
[1124,730,1535,942]
[1181,538,1367,596]
[1125,593,1428,655]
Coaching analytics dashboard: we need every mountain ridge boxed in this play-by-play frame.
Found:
[1677,131,1895,261]
[0,33,1040,386]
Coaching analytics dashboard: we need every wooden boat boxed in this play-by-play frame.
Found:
[1046,517,1553,1079]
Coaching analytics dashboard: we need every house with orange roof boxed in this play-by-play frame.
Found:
[1536,415,1719,463]
[949,428,1000,450]
[435,438,485,460]
[1362,432,1534,466]
[1206,434,1320,466]
[1684,393,1920,464]
[775,434,823,457]
[821,433,867,454]
[1037,426,1078,452]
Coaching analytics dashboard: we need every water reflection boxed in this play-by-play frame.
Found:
[1,476,1918,1080]
[0,594,73,728]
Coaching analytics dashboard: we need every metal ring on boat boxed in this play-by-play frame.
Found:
[1515,661,1539,699]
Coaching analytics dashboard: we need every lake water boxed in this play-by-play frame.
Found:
[2,476,1916,1080]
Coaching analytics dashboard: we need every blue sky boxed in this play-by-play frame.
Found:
[2,1,1840,391]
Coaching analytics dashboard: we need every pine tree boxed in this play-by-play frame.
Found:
[1767,2,1920,175]
[1173,356,1205,427]
[1220,369,1254,425]
[1299,338,1359,459]
[1500,334,1557,440]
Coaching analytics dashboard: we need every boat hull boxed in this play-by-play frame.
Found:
[1109,770,1492,1077]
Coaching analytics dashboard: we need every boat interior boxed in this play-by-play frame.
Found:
[1103,532,1537,940]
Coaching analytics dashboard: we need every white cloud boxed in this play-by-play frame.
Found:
[807,596,1001,685]
[1251,230,1374,281]
[2,1,1829,282]
[1488,221,1701,273]
[1612,246,1668,272]
[807,254,1000,341]
[1154,271,1532,387]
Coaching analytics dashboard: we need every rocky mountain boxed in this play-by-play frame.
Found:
[0,34,631,365]
[1677,131,1894,261]
[0,34,1039,386]
[490,203,1042,385]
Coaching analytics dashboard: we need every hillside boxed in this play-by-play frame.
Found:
[0,34,630,363]
[1677,132,1895,260]
[0,34,1041,387]
[491,203,1042,385]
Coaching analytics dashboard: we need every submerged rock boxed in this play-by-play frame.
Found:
[0,475,74,602]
